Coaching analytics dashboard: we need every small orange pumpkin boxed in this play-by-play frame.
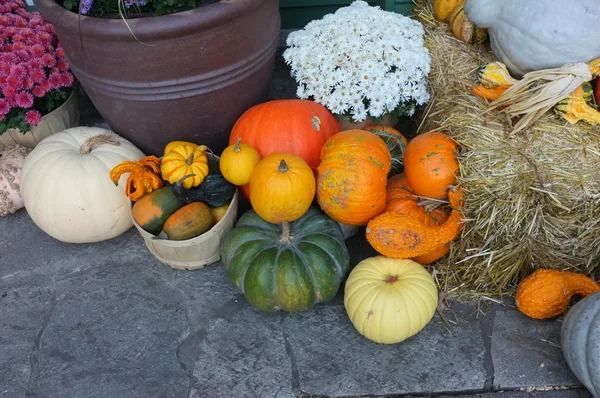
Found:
[316,130,391,226]
[403,132,459,199]
[250,152,316,223]
[433,0,462,22]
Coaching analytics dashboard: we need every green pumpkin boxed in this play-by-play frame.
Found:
[221,207,350,312]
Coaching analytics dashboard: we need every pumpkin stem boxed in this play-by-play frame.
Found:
[280,221,292,244]
[186,152,194,165]
[384,274,399,284]
[278,159,289,173]
[177,174,197,186]
[234,137,242,152]
[79,133,121,154]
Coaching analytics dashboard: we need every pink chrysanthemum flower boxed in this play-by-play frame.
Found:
[59,72,73,87]
[48,72,61,88]
[15,91,33,108]
[40,53,54,67]
[25,110,42,125]
[6,74,23,90]
[30,68,45,83]
[31,84,46,97]
[0,99,10,115]
[30,44,45,57]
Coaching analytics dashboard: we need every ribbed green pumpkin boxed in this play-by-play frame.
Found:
[221,207,350,312]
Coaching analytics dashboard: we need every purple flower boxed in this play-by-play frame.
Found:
[80,0,93,14]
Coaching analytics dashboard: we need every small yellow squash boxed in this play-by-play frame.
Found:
[219,137,261,186]
[160,144,210,189]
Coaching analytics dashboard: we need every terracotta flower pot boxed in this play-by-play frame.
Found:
[338,114,393,130]
[0,91,80,150]
[34,0,280,156]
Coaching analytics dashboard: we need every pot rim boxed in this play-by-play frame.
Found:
[34,0,274,40]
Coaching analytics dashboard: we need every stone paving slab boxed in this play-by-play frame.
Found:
[283,302,487,397]
[491,307,581,390]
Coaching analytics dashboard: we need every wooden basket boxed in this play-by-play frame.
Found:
[131,153,239,270]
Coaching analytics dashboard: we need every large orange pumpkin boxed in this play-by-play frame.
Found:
[230,99,342,198]
[403,132,459,199]
[316,130,391,226]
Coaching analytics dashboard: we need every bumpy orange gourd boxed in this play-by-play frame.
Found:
[366,187,464,259]
[250,152,316,223]
[317,130,391,226]
[385,173,452,264]
[403,132,459,199]
[385,173,450,227]
[433,0,462,22]
[110,156,163,201]
[160,144,210,189]
[515,269,600,319]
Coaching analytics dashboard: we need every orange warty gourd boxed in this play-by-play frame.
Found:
[385,173,450,227]
[250,153,316,224]
[384,173,452,264]
[403,131,459,199]
[229,99,341,198]
[317,130,391,226]
[366,187,464,259]
[515,269,600,319]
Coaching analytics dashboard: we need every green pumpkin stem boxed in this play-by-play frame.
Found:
[234,137,242,152]
[278,159,289,173]
[186,153,194,165]
[280,221,292,244]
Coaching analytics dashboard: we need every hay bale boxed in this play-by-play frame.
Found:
[413,0,600,296]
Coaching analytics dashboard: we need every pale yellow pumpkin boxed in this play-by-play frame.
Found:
[344,256,438,344]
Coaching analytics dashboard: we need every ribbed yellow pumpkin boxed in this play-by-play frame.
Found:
[344,256,438,344]
[160,144,209,189]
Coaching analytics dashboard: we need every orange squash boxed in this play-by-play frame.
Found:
[516,269,600,319]
[162,202,215,241]
[250,153,316,223]
[385,173,450,227]
[366,187,464,259]
[363,125,408,176]
[317,130,391,226]
[433,0,462,22]
[403,132,459,199]
[384,173,452,264]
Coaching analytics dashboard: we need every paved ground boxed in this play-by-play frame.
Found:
[0,33,593,398]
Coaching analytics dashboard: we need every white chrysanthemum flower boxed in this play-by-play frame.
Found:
[283,0,430,122]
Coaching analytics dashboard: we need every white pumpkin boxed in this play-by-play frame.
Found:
[20,127,145,243]
[344,256,438,344]
[464,0,600,76]
[0,144,31,217]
